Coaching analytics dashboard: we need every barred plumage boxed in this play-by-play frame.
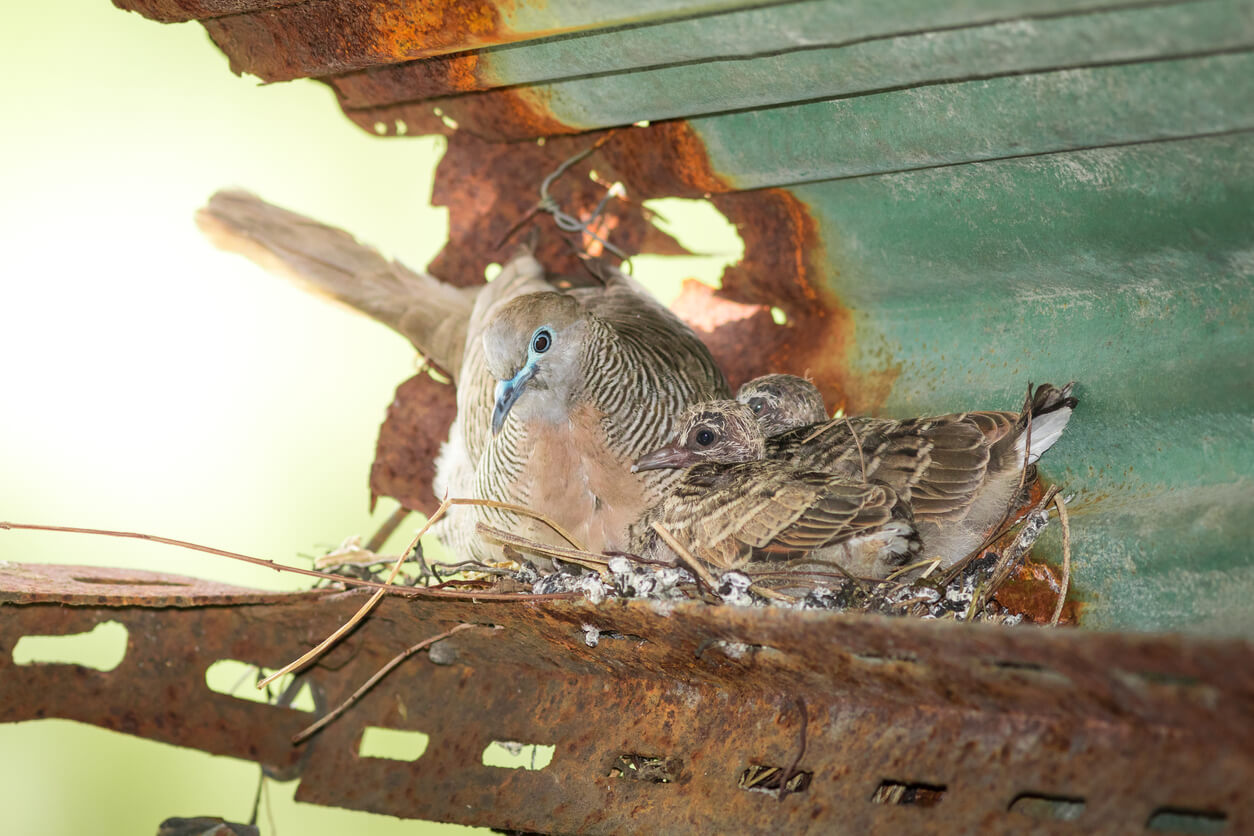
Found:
[737,377,1078,562]
[632,402,921,579]
[198,190,730,562]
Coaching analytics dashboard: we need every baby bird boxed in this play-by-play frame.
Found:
[737,374,828,434]
[736,376,1078,563]
[632,402,921,579]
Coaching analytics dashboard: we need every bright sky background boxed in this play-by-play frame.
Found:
[0,3,739,833]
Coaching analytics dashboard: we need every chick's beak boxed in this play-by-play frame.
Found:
[491,366,535,435]
[632,443,700,473]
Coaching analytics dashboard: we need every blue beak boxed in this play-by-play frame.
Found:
[491,366,535,435]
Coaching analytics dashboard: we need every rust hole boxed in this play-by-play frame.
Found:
[738,765,813,795]
[12,620,127,672]
[1009,793,1086,821]
[204,660,315,712]
[1147,807,1228,833]
[871,780,947,807]
[482,741,555,771]
[358,727,430,762]
[609,754,681,784]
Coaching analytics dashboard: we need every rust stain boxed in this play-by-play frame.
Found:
[708,189,898,412]
[5,566,1252,831]
[369,372,458,518]
[426,130,688,283]
[204,0,524,83]
[368,1,504,65]
[332,52,485,109]
[993,558,1082,626]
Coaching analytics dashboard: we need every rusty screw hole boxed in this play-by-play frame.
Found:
[1147,807,1227,834]
[871,780,946,807]
[1009,792,1086,821]
[738,765,812,795]
[609,754,680,783]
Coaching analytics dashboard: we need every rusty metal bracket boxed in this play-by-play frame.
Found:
[2,562,1251,833]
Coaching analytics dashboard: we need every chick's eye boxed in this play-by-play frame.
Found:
[749,397,765,413]
[694,428,715,447]
[532,330,552,354]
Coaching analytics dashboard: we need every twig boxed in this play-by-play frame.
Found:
[476,522,609,570]
[972,485,1060,615]
[0,521,580,604]
[777,697,808,802]
[842,415,867,481]
[364,504,411,554]
[885,557,942,582]
[258,497,457,687]
[801,417,840,444]
[448,497,587,551]
[748,583,799,603]
[651,522,719,595]
[292,622,487,744]
[1050,493,1072,627]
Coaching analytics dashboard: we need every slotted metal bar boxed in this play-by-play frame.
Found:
[3,563,1251,832]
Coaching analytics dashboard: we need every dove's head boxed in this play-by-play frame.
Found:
[633,401,766,472]
[483,292,589,435]
[735,374,827,436]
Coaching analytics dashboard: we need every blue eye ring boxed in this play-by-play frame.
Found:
[532,329,552,354]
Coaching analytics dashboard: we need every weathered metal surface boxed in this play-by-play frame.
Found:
[350,0,1254,142]
[3,563,1251,832]
[329,0,1180,106]
[369,370,458,518]
[196,0,792,81]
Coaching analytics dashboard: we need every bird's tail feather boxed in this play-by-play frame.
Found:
[196,189,477,378]
[1014,382,1078,465]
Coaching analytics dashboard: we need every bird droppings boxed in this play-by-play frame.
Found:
[490,487,1055,627]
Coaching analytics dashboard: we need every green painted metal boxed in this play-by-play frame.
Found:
[508,0,1254,134]
[683,51,1254,189]
[788,133,1254,635]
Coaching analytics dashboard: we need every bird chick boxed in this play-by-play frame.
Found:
[736,377,1078,563]
[736,373,828,435]
[632,401,920,580]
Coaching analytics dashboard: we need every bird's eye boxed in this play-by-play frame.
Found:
[749,397,765,414]
[694,428,715,447]
[532,329,552,354]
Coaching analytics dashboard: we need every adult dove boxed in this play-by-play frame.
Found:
[196,190,729,560]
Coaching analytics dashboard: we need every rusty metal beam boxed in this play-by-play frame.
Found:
[3,562,1251,833]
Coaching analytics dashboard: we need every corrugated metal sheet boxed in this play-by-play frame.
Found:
[110,0,1254,629]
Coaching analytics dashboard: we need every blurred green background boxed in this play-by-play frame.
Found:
[0,2,739,833]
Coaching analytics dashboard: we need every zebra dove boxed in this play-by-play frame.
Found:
[737,374,828,434]
[196,190,729,560]
[735,377,1078,563]
[632,401,920,579]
